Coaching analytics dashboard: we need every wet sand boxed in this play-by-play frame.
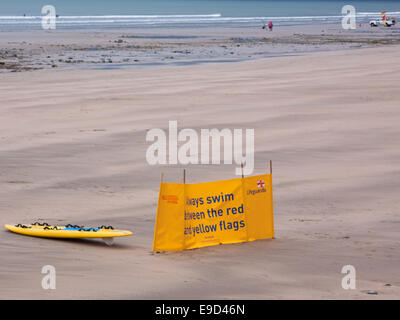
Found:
[1,23,400,72]
[0,45,400,299]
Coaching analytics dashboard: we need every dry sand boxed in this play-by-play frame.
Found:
[0,45,399,299]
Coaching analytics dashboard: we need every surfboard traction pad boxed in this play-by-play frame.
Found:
[4,222,133,246]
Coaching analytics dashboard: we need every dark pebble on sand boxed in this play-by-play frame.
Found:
[367,291,378,295]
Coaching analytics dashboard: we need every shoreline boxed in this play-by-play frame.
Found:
[1,23,400,72]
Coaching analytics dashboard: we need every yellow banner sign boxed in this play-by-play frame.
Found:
[153,174,274,251]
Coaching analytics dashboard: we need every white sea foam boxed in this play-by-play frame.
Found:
[0,12,398,28]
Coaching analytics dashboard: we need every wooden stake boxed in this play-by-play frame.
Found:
[269,160,273,175]
[241,163,244,178]
[183,169,186,184]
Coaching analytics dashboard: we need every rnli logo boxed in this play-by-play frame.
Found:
[247,180,267,195]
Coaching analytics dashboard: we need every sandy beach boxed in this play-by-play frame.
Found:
[1,41,399,299]
[1,23,400,72]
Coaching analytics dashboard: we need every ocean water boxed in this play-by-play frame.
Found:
[0,0,399,30]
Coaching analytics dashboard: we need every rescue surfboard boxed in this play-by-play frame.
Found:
[5,222,132,246]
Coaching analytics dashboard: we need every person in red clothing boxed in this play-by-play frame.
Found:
[268,21,273,31]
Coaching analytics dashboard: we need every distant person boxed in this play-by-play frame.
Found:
[262,23,266,30]
[268,21,273,31]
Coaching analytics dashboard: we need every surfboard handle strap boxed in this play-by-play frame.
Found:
[15,224,31,228]
[65,224,85,229]
[31,222,49,226]
[44,226,60,230]
[78,228,97,232]
[98,225,114,230]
